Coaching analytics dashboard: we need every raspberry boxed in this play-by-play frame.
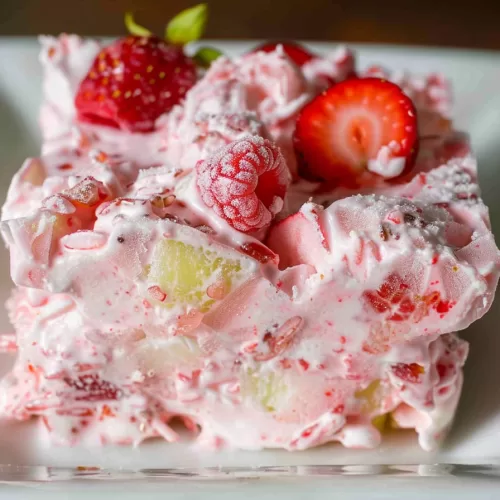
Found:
[196,136,289,232]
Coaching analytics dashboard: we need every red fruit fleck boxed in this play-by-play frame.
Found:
[58,163,73,171]
[196,136,289,232]
[100,404,116,419]
[436,300,452,313]
[363,273,422,323]
[388,312,405,321]
[280,358,292,369]
[378,273,405,300]
[148,285,167,302]
[75,35,197,132]
[363,290,390,313]
[436,363,447,379]
[398,297,416,314]
[301,425,316,438]
[425,291,441,305]
[239,241,279,265]
[254,316,303,361]
[63,374,123,401]
[251,41,315,67]
[391,363,424,383]
[332,404,345,414]
[294,78,418,185]
[298,359,310,371]
[387,212,401,224]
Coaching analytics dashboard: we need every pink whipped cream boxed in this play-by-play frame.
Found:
[0,36,498,452]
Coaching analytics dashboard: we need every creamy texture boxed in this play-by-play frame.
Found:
[0,35,498,451]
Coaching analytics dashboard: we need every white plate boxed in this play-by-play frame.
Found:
[0,39,500,499]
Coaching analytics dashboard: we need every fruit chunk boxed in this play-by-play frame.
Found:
[363,273,443,323]
[371,413,389,432]
[20,158,47,186]
[294,78,418,185]
[196,136,289,232]
[62,176,111,225]
[148,239,243,312]
[75,35,196,132]
[240,368,288,412]
[266,204,328,270]
[391,363,424,383]
[355,379,382,415]
[251,41,315,67]
[62,374,123,402]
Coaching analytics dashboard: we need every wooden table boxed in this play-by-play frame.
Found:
[1,0,500,50]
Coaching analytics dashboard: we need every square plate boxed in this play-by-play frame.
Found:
[0,39,499,499]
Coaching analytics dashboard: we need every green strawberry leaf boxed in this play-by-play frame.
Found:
[193,46,223,68]
[165,3,208,45]
[124,12,152,37]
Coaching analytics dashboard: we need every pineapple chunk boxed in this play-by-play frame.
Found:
[371,413,389,432]
[240,368,288,413]
[355,379,382,415]
[148,240,243,312]
[356,380,390,433]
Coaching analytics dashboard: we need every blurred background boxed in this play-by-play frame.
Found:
[1,0,500,49]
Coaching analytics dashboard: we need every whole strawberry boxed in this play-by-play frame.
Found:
[75,5,219,133]
[75,36,196,132]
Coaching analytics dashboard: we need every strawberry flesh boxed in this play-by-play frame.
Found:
[252,41,315,67]
[294,77,418,185]
[75,35,197,133]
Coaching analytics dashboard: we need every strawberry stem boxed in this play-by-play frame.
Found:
[124,12,152,37]
[193,46,223,68]
[165,3,208,45]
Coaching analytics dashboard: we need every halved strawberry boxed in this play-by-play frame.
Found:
[251,41,315,67]
[294,77,418,185]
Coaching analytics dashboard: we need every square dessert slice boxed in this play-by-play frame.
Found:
[0,30,498,452]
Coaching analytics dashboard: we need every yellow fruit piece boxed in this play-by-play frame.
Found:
[371,413,388,432]
[148,240,242,311]
[355,379,382,415]
[241,368,288,413]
